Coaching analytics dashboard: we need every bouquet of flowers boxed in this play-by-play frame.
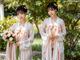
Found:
[2,30,16,43]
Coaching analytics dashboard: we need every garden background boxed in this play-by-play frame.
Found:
[0,0,80,60]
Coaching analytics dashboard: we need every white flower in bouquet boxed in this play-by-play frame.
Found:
[9,37,14,41]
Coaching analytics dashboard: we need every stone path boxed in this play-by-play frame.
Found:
[0,52,6,60]
[0,51,41,60]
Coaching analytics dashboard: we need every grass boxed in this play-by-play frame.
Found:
[32,38,42,60]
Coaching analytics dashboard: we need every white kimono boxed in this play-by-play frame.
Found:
[10,22,34,60]
[39,17,66,60]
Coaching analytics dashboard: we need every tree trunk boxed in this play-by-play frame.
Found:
[34,20,40,33]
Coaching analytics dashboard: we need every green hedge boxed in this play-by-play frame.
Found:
[0,17,16,51]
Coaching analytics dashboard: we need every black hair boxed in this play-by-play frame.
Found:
[16,5,27,14]
[47,2,58,11]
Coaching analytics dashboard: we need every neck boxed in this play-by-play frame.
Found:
[51,15,57,21]
[19,20,26,25]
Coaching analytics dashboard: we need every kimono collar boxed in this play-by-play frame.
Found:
[17,22,27,27]
[50,17,59,23]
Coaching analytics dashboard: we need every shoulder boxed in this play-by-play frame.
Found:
[10,23,17,28]
[26,22,33,29]
[57,17,65,24]
[28,22,33,26]
[9,23,18,30]
[43,17,50,24]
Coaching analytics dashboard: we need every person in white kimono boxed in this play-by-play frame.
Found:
[10,5,34,60]
[39,2,66,60]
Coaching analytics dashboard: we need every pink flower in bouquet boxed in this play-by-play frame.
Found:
[2,31,9,41]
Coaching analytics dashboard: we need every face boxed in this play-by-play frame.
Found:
[48,8,57,17]
[17,11,26,22]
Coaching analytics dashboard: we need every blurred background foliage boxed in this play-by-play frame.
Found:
[0,0,80,60]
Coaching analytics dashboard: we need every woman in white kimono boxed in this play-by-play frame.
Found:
[39,2,66,60]
[5,5,34,60]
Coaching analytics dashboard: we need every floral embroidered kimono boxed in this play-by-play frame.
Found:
[9,22,34,60]
[39,17,66,60]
